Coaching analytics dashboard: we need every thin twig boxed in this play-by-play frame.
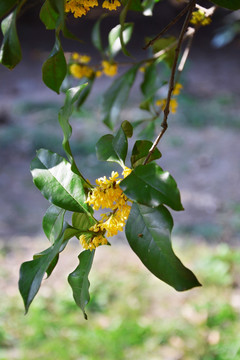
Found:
[143,0,196,165]
[143,1,193,50]
[177,27,195,74]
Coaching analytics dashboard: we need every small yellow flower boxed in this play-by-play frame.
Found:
[102,0,121,11]
[190,10,211,26]
[156,98,178,114]
[102,60,118,77]
[172,83,183,96]
[95,70,102,78]
[65,0,90,18]
[122,166,132,178]
[70,64,94,79]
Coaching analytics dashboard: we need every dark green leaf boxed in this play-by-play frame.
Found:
[123,0,143,11]
[119,0,133,56]
[101,64,140,129]
[131,140,161,168]
[40,0,59,30]
[141,61,163,100]
[121,120,133,138]
[0,0,17,18]
[19,225,67,313]
[76,76,95,109]
[210,0,240,10]
[72,212,96,230]
[48,0,65,28]
[126,203,201,290]
[112,125,128,164]
[0,10,21,69]
[30,149,90,213]
[68,250,95,319]
[120,163,183,211]
[108,23,133,57]
[42,204,66,243]
[92,14,107,52]
[42,35,67,93]
[58,84,88,177]
[96,134,124,166]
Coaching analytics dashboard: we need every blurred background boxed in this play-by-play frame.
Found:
[0,0,240,359]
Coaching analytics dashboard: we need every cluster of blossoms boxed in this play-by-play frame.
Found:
[79,167,132,251]
[156,82,183,114]
[65,0,121,18]
[190,10,212,26]
[69,53,118,79]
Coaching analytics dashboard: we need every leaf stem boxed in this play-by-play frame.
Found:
[143,0,196,165]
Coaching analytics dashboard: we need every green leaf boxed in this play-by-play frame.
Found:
[0,9,21,69]
[141,61,163,101]
[76,76,95,109]
[42,204,66,243]
[101,64,140,129]
[19,225,67,313]
[96,134,124,166]
[48,0,65,28]
[68,250,95,319]
[131,140,161,168]
[119,1,133,56]
[72,212,96,230]
[0,0,17,18]
[112,124,128,164]
[58,84,88,177]
[126,203,201,291]
[30,149,89,213]
[151,36,177,68]
[42,35,67,93]
[120,163,183,211]
[121,120,133,138]
[92,14,107,52]
[40,0,59,30]
[210,0,240,10]
[108,23,134,57]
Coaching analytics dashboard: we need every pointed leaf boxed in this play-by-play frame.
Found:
[92,14,107,52]
[126,203,201,291]
[0,10,21,69]
[96,134,124,166]
[119,1,133,56]
[131,140,161,168]
[42,35,67,93]
[120,163,183,211]
[210,0,240,10]
[42,204,66,243]
[40,0,59,30]
[101,64,140,129]
[112,125,128,164]
[68,250,95,319]
[30,149,89,213]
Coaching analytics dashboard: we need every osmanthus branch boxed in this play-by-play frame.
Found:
[143,0,196,166]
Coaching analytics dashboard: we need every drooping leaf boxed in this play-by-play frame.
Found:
[120,163,183,211]
[19,225,67,313]
[48,0,65,28]
[112,124,128,164]
[108,23,134,57]
[40,0,59,30]
[58,84,88,177]
[72,212,96,230]
[42,35,67,93]
[76,76,95,109]
[131,140,161,168]
[101,64,140,129]
[96,134,124,166]
[92,14,107,52]
[126,203,201,290]
[42,204,66,243]
[30,149,90,214]
[68,250,95,319]
[210,0,240,10]
[119,0,133,56]
[0,0,17,18]
[0,9,21,69]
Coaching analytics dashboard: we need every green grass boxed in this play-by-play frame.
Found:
[1,243,240,360]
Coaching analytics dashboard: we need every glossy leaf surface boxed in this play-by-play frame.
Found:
[131,140,161,168]
[126,203,201,290]
[96,134,124,166]
[30,149,88,213]
[120,163,183,211]
[42,204,66,243]
[68,250,95,319]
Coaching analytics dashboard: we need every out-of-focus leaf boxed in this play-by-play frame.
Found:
[30,149,89,214]
[92,14,107,52]
[119,0,133,56]
[96,134,124,166]
[42,35,67,93]
[0,9,21,69]
[126,203,201,290]
[210,0,240,10]
[101,64,140,129]
[121,120,133,138]
[108,23,134,57]
[0,0,17,18]
[131,140,161,168]
[120,163,184,211]
[40,0,59,30]
[42,204,66,243]
[151,36,177,68]
[68,250,95,319]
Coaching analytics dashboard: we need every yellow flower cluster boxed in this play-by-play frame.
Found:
[65,0,121,18]
[102,60,118,77]
[69,63,94,79]
[190,10,212,26]
[156,83,183,114]
[80,167,132,251]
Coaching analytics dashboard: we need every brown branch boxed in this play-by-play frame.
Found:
[143,1,193,50]
[143,0,196,166]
